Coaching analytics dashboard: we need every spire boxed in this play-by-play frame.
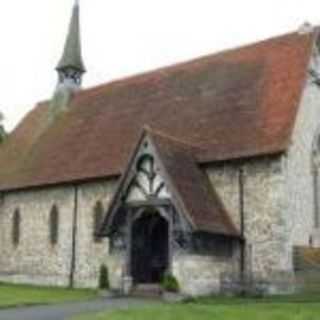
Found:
[56,0,86,90]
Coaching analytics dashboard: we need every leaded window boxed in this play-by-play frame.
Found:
[94,201,104,243]
[12,209,20,247]
[49,205,59,245]
[192,233,234,257]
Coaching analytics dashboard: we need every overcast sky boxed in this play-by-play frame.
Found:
[0,0,319,131]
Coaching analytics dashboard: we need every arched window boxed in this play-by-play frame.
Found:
[12,209,21,247]
[312,132,320,228]
[93,201,104,243]
[49,205,59,245]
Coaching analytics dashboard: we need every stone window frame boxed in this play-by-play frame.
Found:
[12,208,21,247]
[93,201,104,243]
[49,205,59,246]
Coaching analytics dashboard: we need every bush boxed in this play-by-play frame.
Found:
[161,273,180,293]
[99,265,110,290]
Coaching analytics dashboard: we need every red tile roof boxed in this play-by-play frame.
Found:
[149,129,239,236]
[0,30,316,191]
[102,128,239,237]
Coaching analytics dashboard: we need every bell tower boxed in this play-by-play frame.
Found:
[56,0,86,92]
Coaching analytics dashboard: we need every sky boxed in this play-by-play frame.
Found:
[0,0,319,131]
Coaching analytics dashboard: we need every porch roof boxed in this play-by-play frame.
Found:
[102,128,240,237]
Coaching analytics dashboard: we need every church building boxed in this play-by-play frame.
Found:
[1,2,320,296]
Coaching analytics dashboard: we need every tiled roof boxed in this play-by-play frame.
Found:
[149,129,239,236]
[101,128,239,237]
[0,30,315,191]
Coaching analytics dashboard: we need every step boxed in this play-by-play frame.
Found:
[131,284,162,298]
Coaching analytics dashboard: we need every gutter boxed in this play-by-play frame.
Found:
[69,184,79,288]
[239,167,246,278]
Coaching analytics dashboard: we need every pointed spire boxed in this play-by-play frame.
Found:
[51,0,86,117]
[57,0,85,73]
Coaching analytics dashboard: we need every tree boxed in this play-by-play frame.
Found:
[0,111,6,143]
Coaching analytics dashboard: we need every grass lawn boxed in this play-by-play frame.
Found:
[0,283,97,309]
[70,295,320,320]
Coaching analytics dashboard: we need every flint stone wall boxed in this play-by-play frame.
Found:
[207,157,290,279]
[283,80,320,249]
[0,186,75,287]
[0,179,118,288]
[172,242,241,296]
[73,180,118,288]
[0,158,292,294]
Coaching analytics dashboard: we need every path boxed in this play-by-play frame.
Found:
[0,297,154,320]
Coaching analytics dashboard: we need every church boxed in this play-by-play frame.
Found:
[0,1,320,296]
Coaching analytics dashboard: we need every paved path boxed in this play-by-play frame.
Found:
[0,298,154,320]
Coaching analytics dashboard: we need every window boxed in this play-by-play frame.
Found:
[12,209,21,247]
[49,205,59,245]
[192,233,233,258]
[93,201,104,243]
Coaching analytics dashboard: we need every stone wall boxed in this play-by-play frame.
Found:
[73,180,117,288]
[242,159,289,276]
[207,157,289,279]
[0,179,118,288]
[207,164,241,229]
[172,252,238,296]
[0,186,75,286]
[172,236,242,296]
[171,155,290,295]
[283,75,320,249]
[0,157,290,294]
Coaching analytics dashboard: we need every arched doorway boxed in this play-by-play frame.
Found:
[131,210,169,284]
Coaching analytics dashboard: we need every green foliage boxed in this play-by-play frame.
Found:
[0,111,6,143]
[99,265,110,290]
[0,124,6,143]
[161,273,180,293]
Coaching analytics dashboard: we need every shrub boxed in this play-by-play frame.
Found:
[99,264,110,290]
[161,273,180,293]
